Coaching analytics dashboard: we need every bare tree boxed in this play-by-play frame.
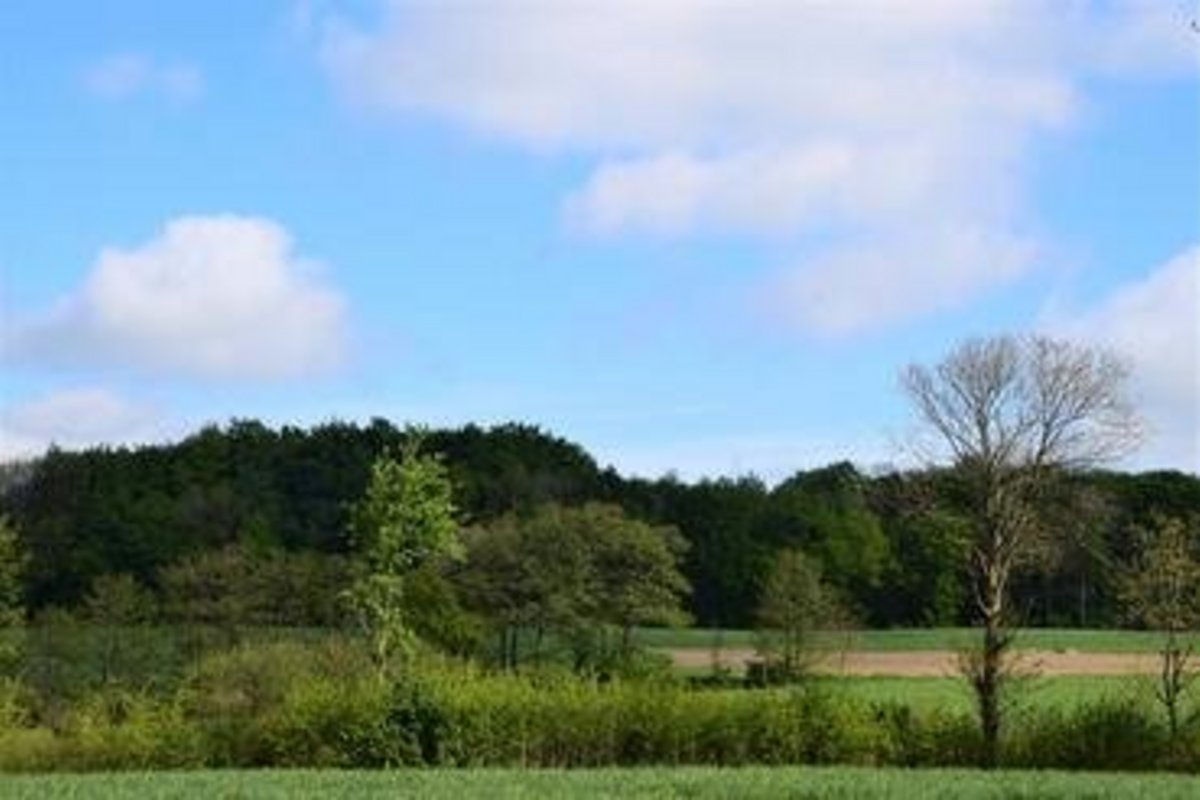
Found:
[901,335,1140,767]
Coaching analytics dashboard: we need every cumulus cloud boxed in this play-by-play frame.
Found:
[1048,246,1199,472]
[4,216,347,380]
[767,227,1038,336]
[319,0,1192,333]
[83,53,204,102]
[0,388,170,460]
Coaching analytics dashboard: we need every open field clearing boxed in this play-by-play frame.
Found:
[3,767,1199,799]
[636,627,1185,653]
[816,674,1180,714]
[671,648,1187,676]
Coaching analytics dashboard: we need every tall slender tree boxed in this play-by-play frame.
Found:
[1119,515,1200,740]
[348,432,461,673]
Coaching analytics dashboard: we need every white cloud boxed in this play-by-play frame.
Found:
[83,53,204,102]
[1048,246,1200,472]
[0,388,170,460]
[320,0,1192,333]
[766,227,1038,336]
[5,215,347,380]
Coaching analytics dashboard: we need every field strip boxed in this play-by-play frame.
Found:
[668,648,1189,676]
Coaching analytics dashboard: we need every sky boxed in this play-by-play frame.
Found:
[1,0,1197,481]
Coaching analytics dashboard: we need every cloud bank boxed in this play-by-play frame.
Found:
[1049,246,1199,472]
[0,388,170,460]
[5,215,347,380]
[321,0,1193,335]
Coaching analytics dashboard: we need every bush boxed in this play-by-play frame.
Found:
[262,675,397,767]
[0,636,1197,773]
[1009,698,1171,771]
[180,639,368,765]
[868,701,980,767]
[0,688,203,772]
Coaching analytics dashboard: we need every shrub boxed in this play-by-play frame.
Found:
[180,640,350,765]
[262,675,396,767]
[1009,698,1169,771]
[0,636,1197,774]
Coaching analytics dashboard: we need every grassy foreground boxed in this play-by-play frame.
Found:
[3,767,1198,799]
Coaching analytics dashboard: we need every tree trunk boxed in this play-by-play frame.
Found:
[1160,630,1183,739]
[508,626,520,670]
[977,609,1004,768]
[971,545,1011,770]
[1078,574,1087,628]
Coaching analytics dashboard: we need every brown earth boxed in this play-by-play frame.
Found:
[669,648,1180,677]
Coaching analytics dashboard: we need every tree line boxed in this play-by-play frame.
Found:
[0,417,1196,632]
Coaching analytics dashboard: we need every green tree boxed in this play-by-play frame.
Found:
[1118,515,1200,739]
[755,549,848,681]
[459,503,690,670]
[0,517,26,628]
[0,517,27,671]
[587,503,690,651]
[82,573,158,686]
[459,507,596,669]
[348,433,462,672]
[83,572,156,626]
[159,544,268,647]
[769,464,892,619]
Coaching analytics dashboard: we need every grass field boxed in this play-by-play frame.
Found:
[3,767,1198,799]
[635,626,1184,653]
[828,673,1185,714]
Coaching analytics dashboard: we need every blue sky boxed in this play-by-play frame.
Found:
[1,0,1197,480]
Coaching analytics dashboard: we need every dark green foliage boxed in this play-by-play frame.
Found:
[0,418,1197,632]
[159,545,350,632]
[769,464,893,619]
[458,503,689,670]
[0,517,27,629]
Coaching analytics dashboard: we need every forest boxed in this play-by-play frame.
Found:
[2,417,1196,635]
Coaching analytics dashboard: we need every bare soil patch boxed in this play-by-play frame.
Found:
[670,648,1177,677]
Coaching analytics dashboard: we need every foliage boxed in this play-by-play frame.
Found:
[82,574,157,627]
[459,503,690,670]
[754,549,849,682]
[159,545,349,639]
[0,417,1195,636]
[0,517,27,672]
[0,643,1196,773]
[770,464,893,616]
[0,517,26,628]
[347,435,462,670]
[1118,515,1200,738]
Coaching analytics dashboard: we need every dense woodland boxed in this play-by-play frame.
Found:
[1,419,1196,634]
